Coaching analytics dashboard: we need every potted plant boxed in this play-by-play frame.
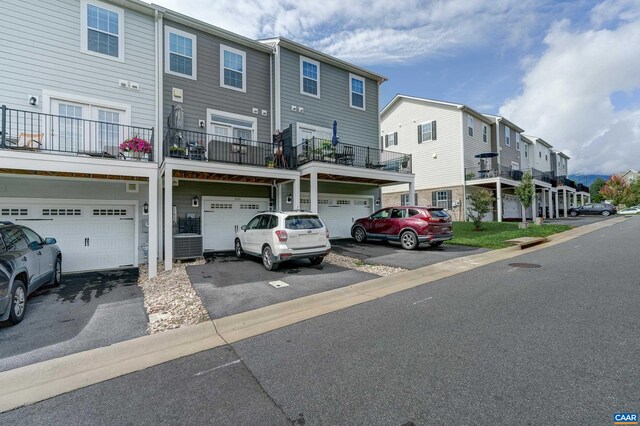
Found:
[120,136,153,159]
[169,146,187,158]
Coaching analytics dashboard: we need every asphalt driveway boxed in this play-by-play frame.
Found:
[0,268,147,372]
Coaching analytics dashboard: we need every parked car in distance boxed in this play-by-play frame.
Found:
[234,211,331,271]
[351,206,453,250]
[618,206,640,215]
[0,222,61,325]
[567,203,617,217]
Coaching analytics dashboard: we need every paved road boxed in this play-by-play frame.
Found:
[2,217,638,425]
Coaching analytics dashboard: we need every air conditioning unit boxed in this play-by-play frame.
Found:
[173,233,203,260]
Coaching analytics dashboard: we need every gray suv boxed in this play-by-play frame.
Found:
[0,222,62,325]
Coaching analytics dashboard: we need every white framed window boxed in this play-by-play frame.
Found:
[300,56,320,98]
[511,162,519,170]
[384,132,397,147]
[562,160,566,170]
[418,121,436,143]
[297,123,332,146]
[467,116,474,137]
[435,191,448,209]
[524,143,528,158]
[220,44,246,92]
[349,74,365,110]
[81,0,124,62]
[207,109,257,144]
[515,133,521,151]
[165,26,196,79]
[504,126,511,146]
[401,194,418,206]
[482,124,488,143]
[539,151,542,158]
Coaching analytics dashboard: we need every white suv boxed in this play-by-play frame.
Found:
[234,211,331,271]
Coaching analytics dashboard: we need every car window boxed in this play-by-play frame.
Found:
[256,215,271,230]
[246,216,262,230]
[390,209,406,219]
[285,215,324,230]
[408,209,421,217]
[268,215,278,229]
[0,228,29,251]
[21,228,43,246]
[0,236,5,253]
[371,209,390,219]
[428,209,449,218]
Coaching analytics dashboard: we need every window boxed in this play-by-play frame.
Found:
[372,209,391,219]
[285,215,323,230]
[467,116,474,137]
[435,191,448,209]
[390,209,407,219]
[524,143,528,158]
[81,0,124,61]
[22,228,43,247]
[0,228,28,251]
[220,45,246,91]
[208,109,256,144]
[545,154,548,161]
[504,126,511,146]
[418,121,436,143]
[384,132,397,148]
[0,235,5,253]
[515,133,521,151]
[349,74,365,110]
[401,194,418,206]
[482,125,488,143]
[562,160,566,170]
[539,151,542,158]
[165,27,196,79]
[300,56,320,97]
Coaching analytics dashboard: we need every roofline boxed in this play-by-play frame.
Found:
[524,134,553,149]
[112,0,157,15]
[553,150,570,159]
[483,114,525,133]
[259,37,387,83]
[151,4,275,53]
[381,94,493,124]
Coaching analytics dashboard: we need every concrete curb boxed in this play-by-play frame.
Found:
[0,216,626,413]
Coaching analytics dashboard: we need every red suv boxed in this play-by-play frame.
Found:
[351,206,453,250]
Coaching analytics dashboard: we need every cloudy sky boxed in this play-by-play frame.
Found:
[154,0,640,175]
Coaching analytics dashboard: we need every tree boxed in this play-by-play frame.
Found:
[590,178,606,203]
[600,175,629,206]
[514,170,535,223]
[625,178,640,206]
[467,188,495,231]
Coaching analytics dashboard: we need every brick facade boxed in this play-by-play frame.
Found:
[382,185,466,221]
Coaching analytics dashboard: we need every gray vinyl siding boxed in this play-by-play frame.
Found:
[278,47,379,148]
[0,0,156,129]
[463,114,493,170]
[550,152,559,176]
[162,20,272,142]
[497,123,521,168]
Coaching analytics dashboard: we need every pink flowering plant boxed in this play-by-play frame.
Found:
[120,136,153,154]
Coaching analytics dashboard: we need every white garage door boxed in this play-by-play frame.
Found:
[0,202,136,273]
[301,196,373,239]
[202,197,269,251]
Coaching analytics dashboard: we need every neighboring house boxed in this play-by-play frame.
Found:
[261,37,414,238]
[618,169,639,184]
[0,0,159,277]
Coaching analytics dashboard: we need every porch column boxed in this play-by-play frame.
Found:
[563,188,568,218]
[548,189,554,219]
[293,177,301,210]
[157,175,164,262]
[541,189,547,219]
[496,180,503,222]
[276,183,282,211]
[588,194,591,203]
[164,168,173,271]
[148,175,158,279]
[555,190,560,218]
[581,193,585,205]
[532,189,537,220]
[409,181,416,206]
[310,171,318,213]
[573,191,577,207]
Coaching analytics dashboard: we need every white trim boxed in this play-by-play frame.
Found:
[419,121,433,143]
[300,56,320,98]
[220,44,247,92]
[206,108,257,139]
[80,0,125,63]
[298,163,415,185]
[482,124,488,143]
[515,132,521,151]
[165,157,299,180]
[274,44,282,131]
[42,89,132,125]
[467,115,474,138]
[164,26,197,80]
[348,73,365,111]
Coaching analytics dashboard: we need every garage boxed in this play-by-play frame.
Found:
[301,195,373,239]
[202,196,269,251]
[0,200,137,273]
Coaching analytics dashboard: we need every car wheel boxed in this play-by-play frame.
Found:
[262,245,279,271]
[602,210,610,216]
[353,226,367,243]
[234,239,245,258]
[309,256,324,266]
[400,230,419,250]
[569,211,578,217]
[8,280,27,325]
[429,241,443,247]
[52,256,62,287]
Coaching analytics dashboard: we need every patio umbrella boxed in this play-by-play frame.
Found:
[331,120,339,146]
[474,152,498,158]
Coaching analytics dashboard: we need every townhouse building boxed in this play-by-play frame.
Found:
[0,0,160,277]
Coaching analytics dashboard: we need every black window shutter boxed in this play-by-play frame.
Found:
[431,192,437,206]
[380,136,383,148]
[414,193,418,205]
[432,121,437,141]
[384,135,389,148]
[394,132,398,145]
[447,190,452,209]
[417,125,422,144]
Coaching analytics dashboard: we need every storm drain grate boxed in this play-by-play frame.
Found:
[508,263,541,268]
[269,280,290,288]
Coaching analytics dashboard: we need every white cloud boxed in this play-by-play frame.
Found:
[500,13,640,174]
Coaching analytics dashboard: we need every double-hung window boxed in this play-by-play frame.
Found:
[349,74,365,110]
[504,126,511,146]
[524,143,528,158]
[221,45,246,92]
[515,133,521,151]
[165,27,196,79]
[208,109,256,145]
[81,0,124,61]
[482,124,488,143]
[435,191,448,209]
[418,121,436,143]
[467,116,474,137]
[300,57,320,98]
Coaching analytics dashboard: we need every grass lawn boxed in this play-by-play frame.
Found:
[445,221,573,249]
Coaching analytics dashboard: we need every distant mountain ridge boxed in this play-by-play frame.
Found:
[569,174,610,186]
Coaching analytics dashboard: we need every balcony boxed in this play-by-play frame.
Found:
[0,106,154,161]
[530,168,554,185]
[556,175,577,189]
[465,165,524,181]
[576,183,589,193]
[295,137,412,174]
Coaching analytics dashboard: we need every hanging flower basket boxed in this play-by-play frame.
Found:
[120,136,152,159]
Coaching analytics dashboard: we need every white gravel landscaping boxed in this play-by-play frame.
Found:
[324,252,407,276]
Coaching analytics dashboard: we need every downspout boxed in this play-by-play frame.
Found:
[459,106,466,222]
[274,43,281,131]
[155,9,164,261]
[269,48,273,136]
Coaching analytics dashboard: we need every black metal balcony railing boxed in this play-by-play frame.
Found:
[531,168,554,184]
[164,128,296,169]
[576,183,589,193]
[295,137,412,174]
[0,105,154,161]
[465,165,524,181]
[556,175,577,189]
